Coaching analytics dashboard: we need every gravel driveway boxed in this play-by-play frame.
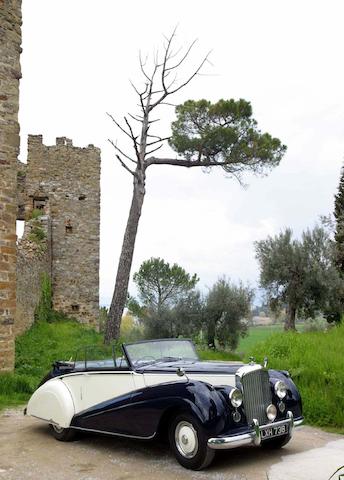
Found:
[0,409,343,480]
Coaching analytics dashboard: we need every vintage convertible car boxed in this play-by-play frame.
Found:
[26,338,303,470]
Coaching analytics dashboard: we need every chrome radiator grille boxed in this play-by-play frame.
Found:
[241,369,272,425]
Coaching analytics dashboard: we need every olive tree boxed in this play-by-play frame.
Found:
[204,278,253,350]
[105,29,286,342]
[255,225,343,330]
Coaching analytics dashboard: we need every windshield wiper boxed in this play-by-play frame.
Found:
[154,356,181,364]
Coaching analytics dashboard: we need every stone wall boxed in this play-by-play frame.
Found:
[0,0,22,372]
[24,135,101,326]
[16,215,51,335]
[16,159,26,220]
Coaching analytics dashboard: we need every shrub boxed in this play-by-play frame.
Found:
[28,225,46,243]
[29,209,44,220]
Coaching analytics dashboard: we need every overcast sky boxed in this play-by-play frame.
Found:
[18,0,344,306]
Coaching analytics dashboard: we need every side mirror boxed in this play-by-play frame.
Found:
[176,367,185,377]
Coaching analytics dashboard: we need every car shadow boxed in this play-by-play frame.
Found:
[31,422,301,473]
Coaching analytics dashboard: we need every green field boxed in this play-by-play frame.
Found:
[250,323,344,432]
[237,324,283,355]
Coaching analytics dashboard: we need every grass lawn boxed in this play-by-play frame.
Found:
[237,324,283,356]
[250,323,344,432]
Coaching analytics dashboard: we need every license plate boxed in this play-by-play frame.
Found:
[261,423,289,439]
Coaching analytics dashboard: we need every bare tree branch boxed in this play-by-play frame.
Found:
[161,27,177,93]
[147,118,160,124]
[160,102,177,107]
[146,136,171,146]
[129,80,148,111]
[127,112,144,122]
[165,39,198,72]
[108,139,137,164]
[124,116,140,160]
[107,112,138,143]
[115,153,136,176]
[139,51,151,82]
[145,144,163,156]
[168,51,212,95]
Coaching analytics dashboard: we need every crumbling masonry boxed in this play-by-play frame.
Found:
[17,135,101,329]
[0,0,101,371]
[0,0,22,371]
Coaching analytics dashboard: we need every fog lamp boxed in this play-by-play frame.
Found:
[266,404,277,421]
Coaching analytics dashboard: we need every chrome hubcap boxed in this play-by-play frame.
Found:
[175,421,198,458]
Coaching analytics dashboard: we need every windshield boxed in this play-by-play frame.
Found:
[124,339,199,366]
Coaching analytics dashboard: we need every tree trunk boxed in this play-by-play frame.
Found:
[207,320,216,349]
[284,305,296,331]
[105,173,145,343]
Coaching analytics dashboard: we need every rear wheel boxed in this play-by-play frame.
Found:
[261,434,290,449]
[169,413,215,470]
[49,424,77,442]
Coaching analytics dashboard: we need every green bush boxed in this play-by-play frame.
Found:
[249,323,344,431]
[29,209,44,220]
[28,225,46,243]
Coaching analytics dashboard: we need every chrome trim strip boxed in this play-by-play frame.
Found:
[236,364,263,378]
[208,412,304,450]
[29,414,157,439]
[59,371,139,378]
[294,417,304,427]
[29,414,60,426]
[70,425,156,440]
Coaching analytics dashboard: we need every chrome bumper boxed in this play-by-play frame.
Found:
[208,411,304,450]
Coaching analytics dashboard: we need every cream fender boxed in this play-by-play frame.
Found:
[27,378,75,428]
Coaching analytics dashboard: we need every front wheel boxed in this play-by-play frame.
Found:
[261,434,291,449]
[169,413,215,470]
[49,424,77,442]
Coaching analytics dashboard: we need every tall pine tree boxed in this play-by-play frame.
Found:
[334,166,344,275]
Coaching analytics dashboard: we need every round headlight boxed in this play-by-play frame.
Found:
[274,380,287,399]
[229,388,243,408]
[266,403,277,421]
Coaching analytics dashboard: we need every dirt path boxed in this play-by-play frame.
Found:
[0,409,343,480]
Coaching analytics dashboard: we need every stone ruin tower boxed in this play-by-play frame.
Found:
[0,0,22,371]
[17,135,101,327]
